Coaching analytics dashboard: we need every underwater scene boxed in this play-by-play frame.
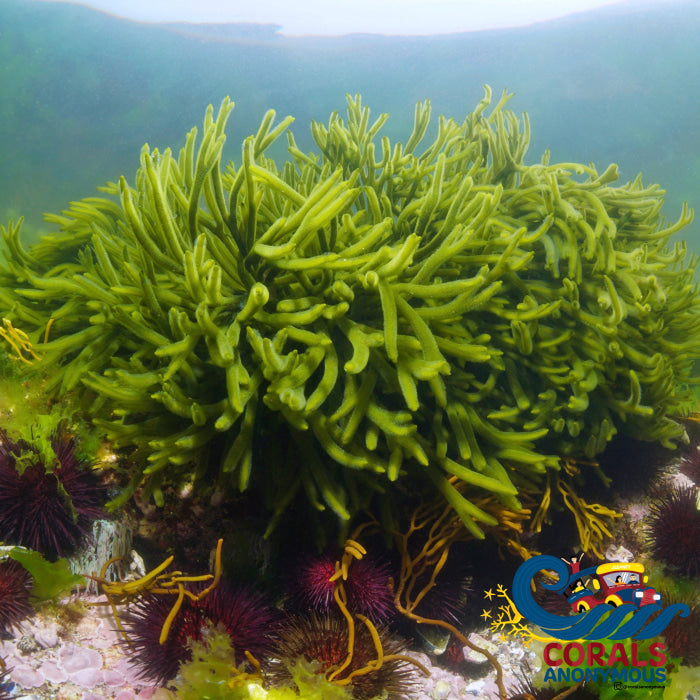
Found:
[1,0,700,698]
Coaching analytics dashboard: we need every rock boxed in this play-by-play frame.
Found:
[40,660,69,683]
[113,656,148,685]
[136,688,158,699]
[69,666,104,688]
[70,519,133,594]
[462,633,498,663]
[56,688,82,700]
[605,544,634,562]
[430,679,452,699]
[33,622,59,649]
[625,502,649,522]
[59,643,103,673]
[114,692,138,700]
[7,664,43,688]
[464,679,486,695]
[89,620,121,649]
[103,668,127,686]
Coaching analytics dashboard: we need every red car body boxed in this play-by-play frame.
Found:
[566,561,661,613]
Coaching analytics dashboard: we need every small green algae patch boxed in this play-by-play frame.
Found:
[2,546,85,601]
[155,626,352,700]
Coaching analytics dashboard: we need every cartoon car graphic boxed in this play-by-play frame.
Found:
[591,562,661,608]
[565,562,661,612]
[567,585,600,613]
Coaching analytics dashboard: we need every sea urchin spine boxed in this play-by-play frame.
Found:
[0,559,34,634]
[647,484,700,578]
[119,580,278,684]
[289,551,395,622]
[269,613,416,700]
[0,431,105,560]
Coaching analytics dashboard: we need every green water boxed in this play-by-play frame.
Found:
[1,0,699,251]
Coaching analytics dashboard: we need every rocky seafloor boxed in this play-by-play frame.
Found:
[2,456,700,700]
[1,592,537,700]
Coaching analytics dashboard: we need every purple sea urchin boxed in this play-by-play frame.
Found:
[343,556,395,622]
[289,552,338,613]
[119,593,205,683]
[269,613,416,700]
[0,559,33,634]
[679,445,700,485]
[506,668,597,700]
[119,580,278,684]
[662,600,700,666]
[0,432,105,559]
[647,484,700,578]
[289,551,395,622]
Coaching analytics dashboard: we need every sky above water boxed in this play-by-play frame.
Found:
[36,0,633,35]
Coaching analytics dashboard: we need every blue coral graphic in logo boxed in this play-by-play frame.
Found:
[511,554,690,641]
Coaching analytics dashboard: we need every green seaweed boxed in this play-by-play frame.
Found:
[155,626,352,700]
[2,545,85,601]
[663,665,700,700]
[1,87,699,535]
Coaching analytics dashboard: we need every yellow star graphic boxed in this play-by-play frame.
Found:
[480,609,492,621]
[484,588,494,600]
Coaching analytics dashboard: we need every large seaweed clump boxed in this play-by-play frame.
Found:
[1,87,698,536]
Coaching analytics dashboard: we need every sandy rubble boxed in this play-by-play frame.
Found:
[1,591,535,700]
